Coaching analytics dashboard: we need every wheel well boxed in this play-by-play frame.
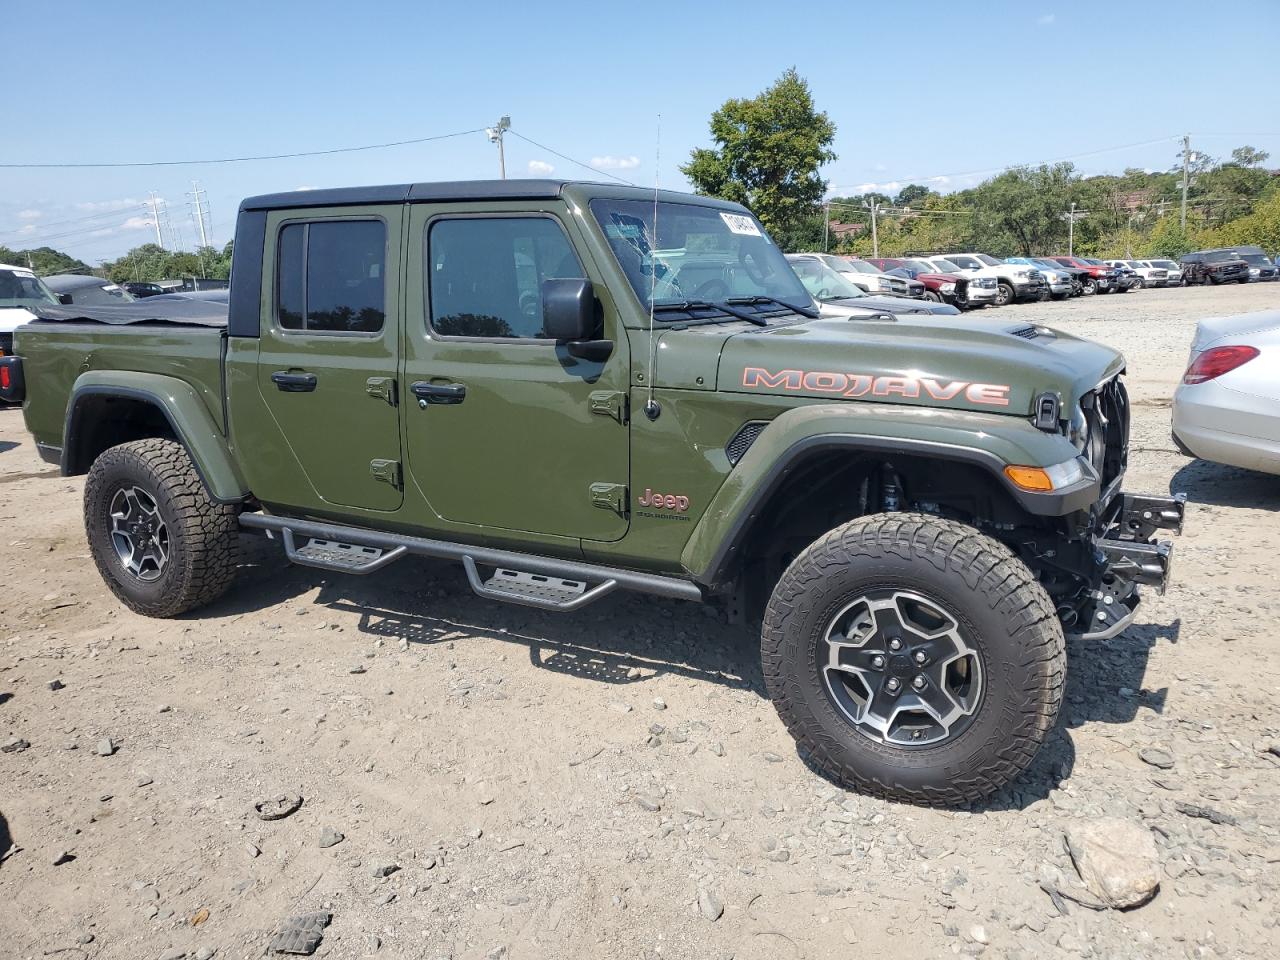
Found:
[731,449,1043,617]
[64,395,177,475]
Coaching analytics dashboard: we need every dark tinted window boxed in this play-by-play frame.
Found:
[275,219,386,333]
[428,217,583,339]
[73,283,133,305]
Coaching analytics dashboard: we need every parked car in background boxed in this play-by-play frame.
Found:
[800,254,926,298]
[1026,257,1088,295]
[1173,310,1280,476]
[0,263,60,363]
[1101,260,1138,293]
[1180,250,1250,285]
[785,255,960,316]
[1005,257,1075,299]
[864,257,968,306]
[44,274,135,306]
[1144,259,1183,285]
[911,257,1000,308]
[1216,246,1277,281]
[1050,256,1116,295]
[941,253,1046,306]
[1106,260,1169,288]
[122,281,167,298]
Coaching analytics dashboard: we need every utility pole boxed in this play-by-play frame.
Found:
[823,202,830,253]
[1126,212,1134,258]
[148,193,165,248]
[1062,202,1086,256]
[1180,133,1191,232]
[866,197,879,258]
[187,181,211,250]
[486,116,511,179]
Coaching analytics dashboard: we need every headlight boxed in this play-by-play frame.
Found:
[1014,270,1030,279]
[940,282,956,293]
[1003,457,1089,493]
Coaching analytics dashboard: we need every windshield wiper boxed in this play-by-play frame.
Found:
[725,295,820,319]
[652,300,768,326]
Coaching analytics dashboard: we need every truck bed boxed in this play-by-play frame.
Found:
[16,320,227,451]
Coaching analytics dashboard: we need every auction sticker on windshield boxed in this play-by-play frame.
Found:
[720,213,761,236]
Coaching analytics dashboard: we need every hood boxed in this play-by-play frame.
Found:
[0,306,37,335]
[693,313,1124,417]
[1192,309,1280,354]
[916,272,962,284]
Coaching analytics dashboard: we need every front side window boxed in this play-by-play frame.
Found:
[276,219,386,333]
[74,283,134,305]
[589,198,808,308]
[428,217,583,339]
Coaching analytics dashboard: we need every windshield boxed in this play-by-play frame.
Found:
[835,258,879,275]
[900,259,935,274]
[975,254,1002,266]
[589,198,809,309]
[1239,253,1272,266]
[0,269,59,309]
[926,258,962,273]
[947,255,981,270]
[788,258,868,301]
[1151,260,1177,269]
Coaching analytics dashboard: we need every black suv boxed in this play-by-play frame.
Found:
[1180,250,1250,285]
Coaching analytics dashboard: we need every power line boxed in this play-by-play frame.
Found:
[0,204,150,240]
[506,130,636,185]
[0,127,487,169]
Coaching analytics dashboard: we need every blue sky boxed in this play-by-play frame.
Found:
[3,0,1277,265]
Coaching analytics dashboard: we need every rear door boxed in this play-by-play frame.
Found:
[257,206,404,512]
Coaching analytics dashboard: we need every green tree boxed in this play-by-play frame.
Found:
[681,68,836,245]
[0,245,93,276]
[967,163,1080,255]
[893,184,933,207]
[1231,145,1269,168]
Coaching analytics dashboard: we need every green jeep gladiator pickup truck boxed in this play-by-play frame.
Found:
[0,179,1183,805]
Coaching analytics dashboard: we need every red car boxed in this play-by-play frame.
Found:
[867,257,969,307]
[1049,256,1116,295]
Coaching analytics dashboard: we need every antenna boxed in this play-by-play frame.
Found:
[643,115,662,422]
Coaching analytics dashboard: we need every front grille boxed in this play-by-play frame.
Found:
[726,421,769,466]
[1082,377,1129,490]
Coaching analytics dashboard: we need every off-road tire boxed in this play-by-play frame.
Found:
[923,290,942,303]
[761,513,1065,807]
[84,438,239,617]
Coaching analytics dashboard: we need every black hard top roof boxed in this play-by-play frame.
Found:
[240,179,748,213]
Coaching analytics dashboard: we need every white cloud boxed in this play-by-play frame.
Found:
[528,160,555,175]
[121,216,154,231]
[17,209,42,220]
[1036,12,1055,25]
[294,185,316,192]
[590,155,641,171]
[854,180,902,195]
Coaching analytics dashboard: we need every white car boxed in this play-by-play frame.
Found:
[1105,260,1169,288]
[0,263,60,363]
[1172,310,1280,476]
[797,253,926,298]
[940,253,1046,306]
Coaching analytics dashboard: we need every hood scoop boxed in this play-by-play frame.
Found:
[1008,324,1056,341]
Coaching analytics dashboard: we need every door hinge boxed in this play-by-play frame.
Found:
[590,482,628,514]
[589,390,627,424]
[366,377,397,406]
[370,459,401,489]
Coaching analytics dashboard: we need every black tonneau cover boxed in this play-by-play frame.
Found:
[31,299,228,328]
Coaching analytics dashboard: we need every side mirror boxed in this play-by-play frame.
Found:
[542,278,612,361]
[57,293,73,305]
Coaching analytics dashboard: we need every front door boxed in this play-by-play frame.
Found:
[257,206,404,513]
[401,205,630,541]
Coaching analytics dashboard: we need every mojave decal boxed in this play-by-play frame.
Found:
[742,367,1011,407]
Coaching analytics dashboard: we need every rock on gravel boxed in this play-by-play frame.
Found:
[318,827,345,848]
[698,887,723,921]
[1064,818,1160,908]
[1138,747,1175,769]
[95,738,116,756]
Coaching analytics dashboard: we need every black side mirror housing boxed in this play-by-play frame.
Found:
[542,278,612,361]
[57,293,73,305]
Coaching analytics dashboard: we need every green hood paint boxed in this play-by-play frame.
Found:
[655,313,1124,417]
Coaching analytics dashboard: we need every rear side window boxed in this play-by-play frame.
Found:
[275,220,386,333]
[427,217,583,339]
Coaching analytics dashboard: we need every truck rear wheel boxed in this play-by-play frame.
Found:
[761,513,1064,806]
[84,438,239,617]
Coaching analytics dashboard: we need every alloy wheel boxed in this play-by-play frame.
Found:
[820,590,983,747]
[109,486,170,582]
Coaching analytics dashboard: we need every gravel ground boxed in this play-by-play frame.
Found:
[2,282,1279,960]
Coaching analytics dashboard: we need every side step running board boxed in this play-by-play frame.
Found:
[241,513,702,612]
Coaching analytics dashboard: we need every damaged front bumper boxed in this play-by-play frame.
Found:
[1075,492,1185,640]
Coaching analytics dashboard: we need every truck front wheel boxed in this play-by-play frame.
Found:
[761,513,1065,806]
[84,438,239,617]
